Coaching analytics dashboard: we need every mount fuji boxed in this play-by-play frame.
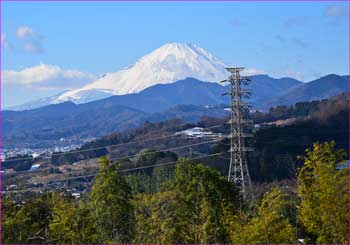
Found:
[54,43,229,104]
[8,42,348,113]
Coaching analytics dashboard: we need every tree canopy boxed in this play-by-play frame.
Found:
[2,142,349,244]
[297,141,349,244]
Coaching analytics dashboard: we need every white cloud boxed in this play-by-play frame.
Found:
[273,70,304,81]
[284,71,303,80]
[3,64,96,90]
[16,26,36,39]
[241,67,265,76]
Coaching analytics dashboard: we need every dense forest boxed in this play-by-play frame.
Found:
[2,142,349,244]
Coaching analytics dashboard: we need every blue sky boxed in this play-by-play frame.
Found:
[1,1,349,107]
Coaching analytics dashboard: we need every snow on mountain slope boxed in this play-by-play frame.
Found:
[54,43,229,104]
[5,93,65,111]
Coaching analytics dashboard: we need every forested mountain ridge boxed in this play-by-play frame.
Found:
[267,74,349,107]
[3,75,347,149]
[4,94,348,184]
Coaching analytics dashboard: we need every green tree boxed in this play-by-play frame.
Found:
[48,193,77,243]
[132,158,241,244]
[2,195,54,244]
[89,157,134,243]
[69,202,99,243]
[229,188,297,244]
[48,193,99,243]
[126,165,175,194]
[297,141,349,243]
[174,158,241,243]
[151,165,176,192]
[2,198,20,243]
[133,189,189,243]
[132,193,153,243]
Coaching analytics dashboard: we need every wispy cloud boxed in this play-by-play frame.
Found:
[16,26,37,39]
[24,41,44,54]
[275,35,286,44]
[274,70,304,80]
[325,4,349,18]
[16,26,45,54]
[283,16,309,28]
[1,33,10,49]
[291,38,307,48]
[275,35,307,48]
[284,70,303,80]
[229,18,243,27]
[3,64,96,90]
[241,67,265,76]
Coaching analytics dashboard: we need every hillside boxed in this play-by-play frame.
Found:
[5,93,346,182]
[3,102,148,148]
[4,74,347,149]
[3,76,301,148]
[266,74,348,107]
[67,93,350,182]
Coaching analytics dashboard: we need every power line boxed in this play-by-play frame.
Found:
[2,138,224,176]
[5,117,345,164]
[4,135,348,176]
[2,152,224,193]
[109,139,220,161]
[5,136,348,176]
[2,123,227,163]
[119,152,223,173]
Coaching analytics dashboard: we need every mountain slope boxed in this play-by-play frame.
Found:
[266,74,349,107]
[3,75,346,148]
[251,75,301,91]
[3,101,149,148]
[46,93,349,181]
[6,92,66,111]
[2,76,303,148]
[89,78,228,113]
[249,75,301,105]
[54,43,229,104]
[9,75,302,112]
[47,76,302,114]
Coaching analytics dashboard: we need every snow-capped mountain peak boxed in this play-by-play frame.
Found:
[54,42,228,104]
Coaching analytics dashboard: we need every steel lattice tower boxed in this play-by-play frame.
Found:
[221,67,253,199]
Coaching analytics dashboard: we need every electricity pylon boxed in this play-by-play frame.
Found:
[221,67,253,199]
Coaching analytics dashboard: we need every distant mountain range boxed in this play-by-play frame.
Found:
[8,42,347,112]
[3,74,348,149]
[3,42,348,148]
[80,75,304,113]
[7,73,348,113]
[266,74,349,107]
[3,102,226,149]
[9,74,302,112]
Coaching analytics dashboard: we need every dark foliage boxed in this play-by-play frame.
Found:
[2,155,33,171]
